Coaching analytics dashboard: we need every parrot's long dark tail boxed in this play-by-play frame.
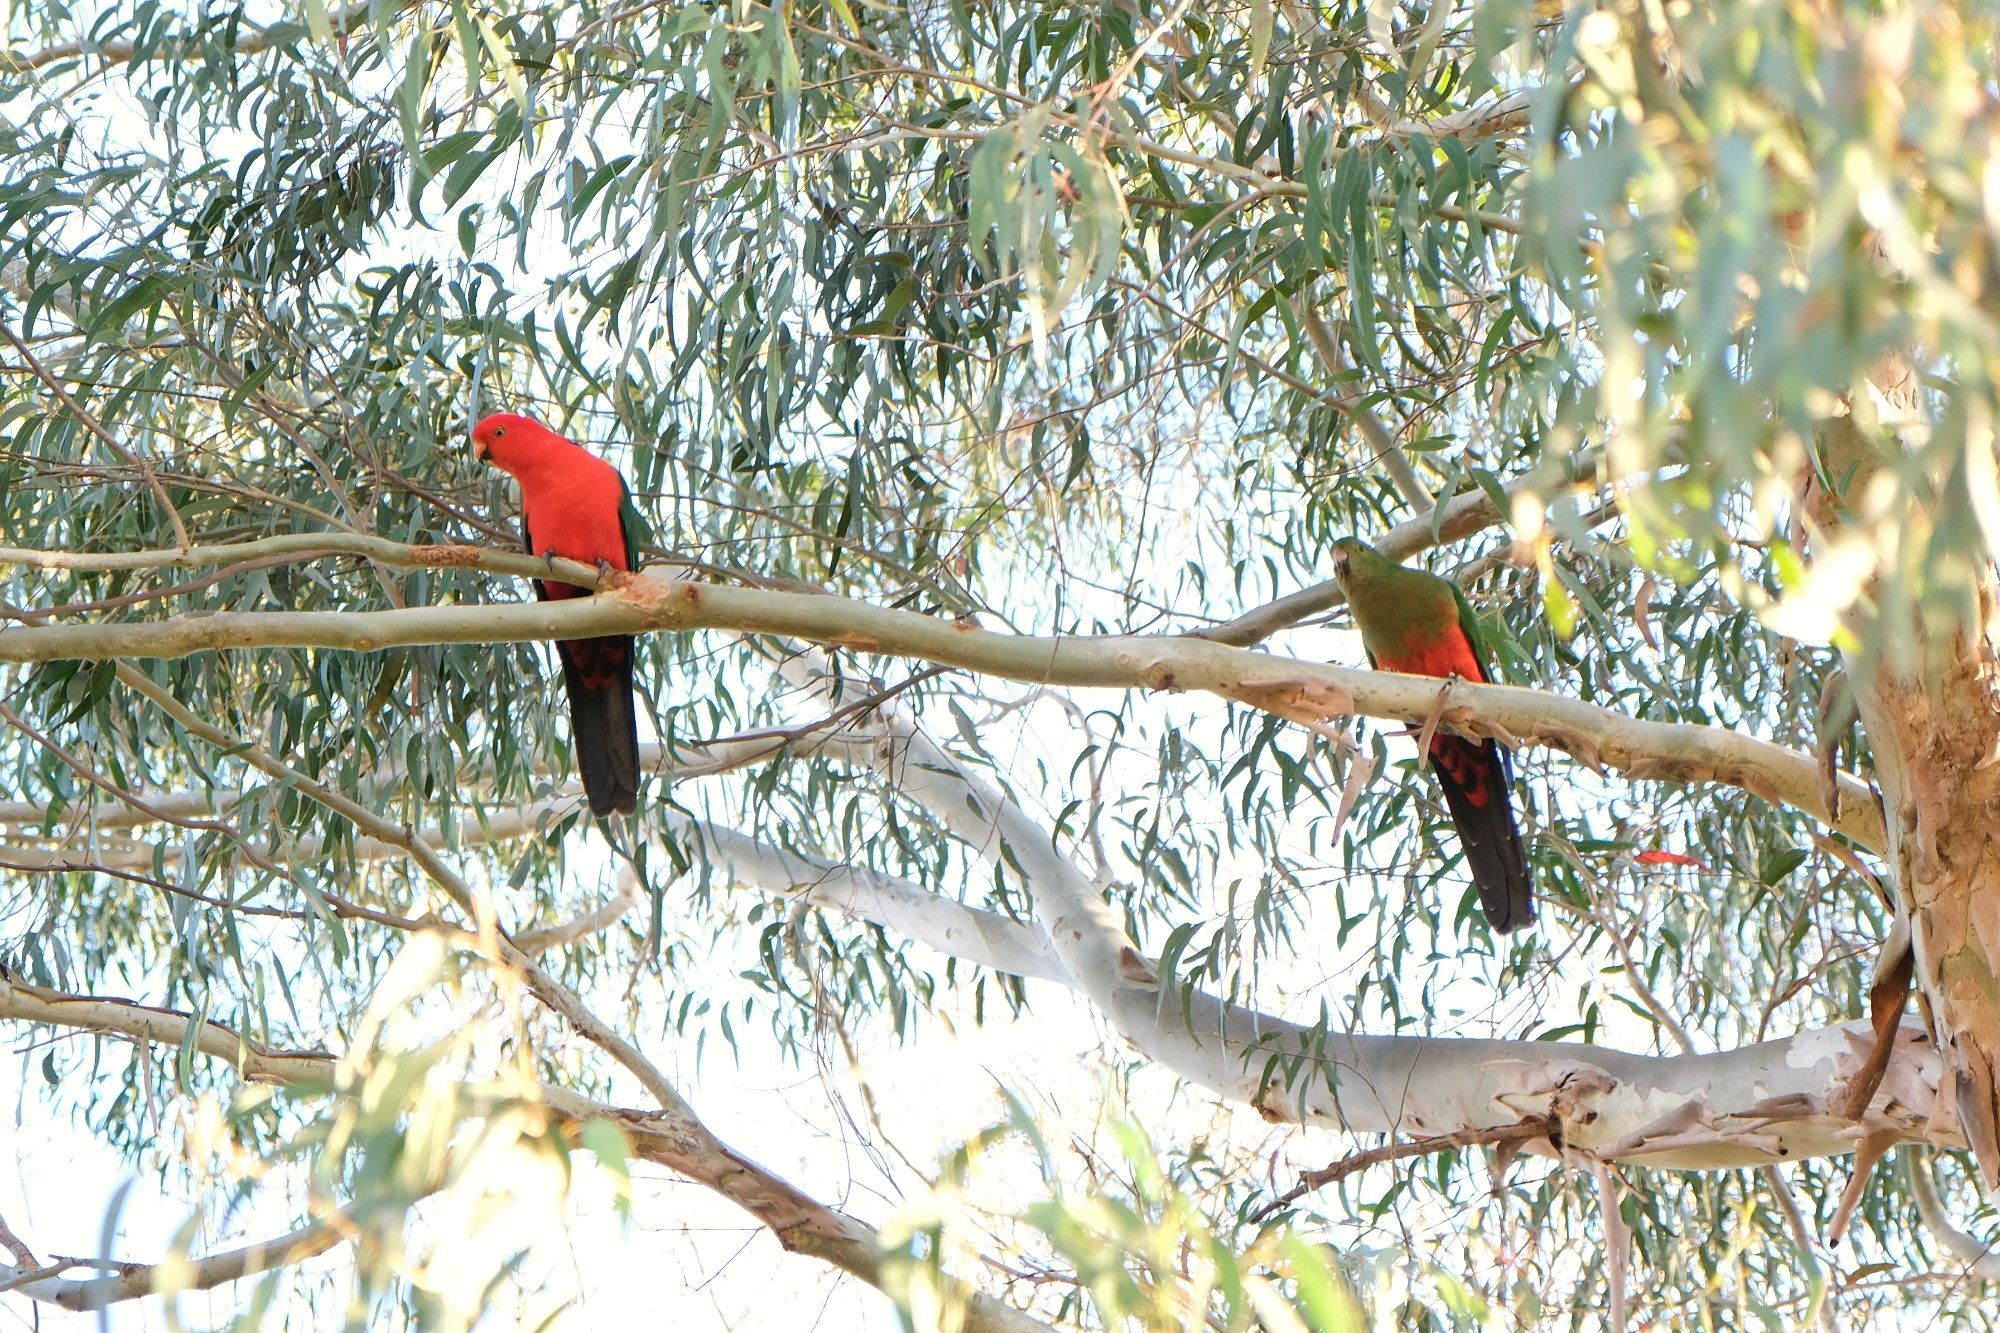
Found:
[1428,735,1533,933]
[557,636,641,817]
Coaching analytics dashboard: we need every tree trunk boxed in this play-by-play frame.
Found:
[1853,636,2000,1188]
[1817,327,2000,1188]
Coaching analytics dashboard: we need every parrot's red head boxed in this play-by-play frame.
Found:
[471,412,567,475]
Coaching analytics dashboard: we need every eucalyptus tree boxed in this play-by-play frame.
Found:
[2,0,1997,1328]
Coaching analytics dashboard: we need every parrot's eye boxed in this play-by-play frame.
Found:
[493,428,505,438]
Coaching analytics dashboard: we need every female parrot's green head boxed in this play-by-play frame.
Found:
[1330,535,1393,589]
[1330,536,1422,643]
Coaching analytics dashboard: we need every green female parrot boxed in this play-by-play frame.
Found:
[1330,537,1534,933]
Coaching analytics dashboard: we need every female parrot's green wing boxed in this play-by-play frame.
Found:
[1447,580,1496,684]
[1445,578,1513,787]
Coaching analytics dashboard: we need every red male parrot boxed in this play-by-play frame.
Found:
[1329,536,1533,932]
[471,412,641,817]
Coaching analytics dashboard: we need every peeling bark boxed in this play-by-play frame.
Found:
[1852,652,2000,1190]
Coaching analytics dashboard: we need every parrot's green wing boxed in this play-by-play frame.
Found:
[1446,577,1514,782]
[619,478,647,573]
[1447,579,1495,684]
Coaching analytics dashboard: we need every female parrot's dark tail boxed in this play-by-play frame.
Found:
[1427,734,1533,933]
[556,635,641,817]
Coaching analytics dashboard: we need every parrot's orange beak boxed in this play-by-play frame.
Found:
[472,436,490,462]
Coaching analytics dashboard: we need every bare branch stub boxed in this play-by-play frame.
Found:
[0,1211,39,1268]
[1249,1116,1559,1224]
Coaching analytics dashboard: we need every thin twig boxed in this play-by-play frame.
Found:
[1,0,387,72]
[0,1210,352,1312]
[1904,1145,2000,1280]
[0,1212,38,1268]
[0,321,190,548]
[1295,300,1433,512]
[1763,1164,1838,1332]
[111,663,699,1120]
[7,553,304,621]
[1196,449,1606,646]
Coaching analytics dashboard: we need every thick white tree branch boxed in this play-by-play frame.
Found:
[1904,1145,2000,1280]
[772,656,1941,1168]
[0,786,242,832]
[509,869,642,957]
[23,785,1950,1172]
[2,791,1059,975]
[776,657,1145,1009]
[752,799,1962,1167]
[0,770,1955,1244]
[681,815,1067,983]
[480,804,1061,966]
[0,562,1885,853]
[28,784,1929,1179]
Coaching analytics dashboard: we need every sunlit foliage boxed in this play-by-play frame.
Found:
[3,0,1998,1326]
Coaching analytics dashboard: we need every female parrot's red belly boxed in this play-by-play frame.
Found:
[1386,625,1489,684]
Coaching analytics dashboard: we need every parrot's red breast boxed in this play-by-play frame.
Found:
[471,411,642,816]
[1374,624,1498,808]
[472,412,632,580]
[1375,622,1491,685]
